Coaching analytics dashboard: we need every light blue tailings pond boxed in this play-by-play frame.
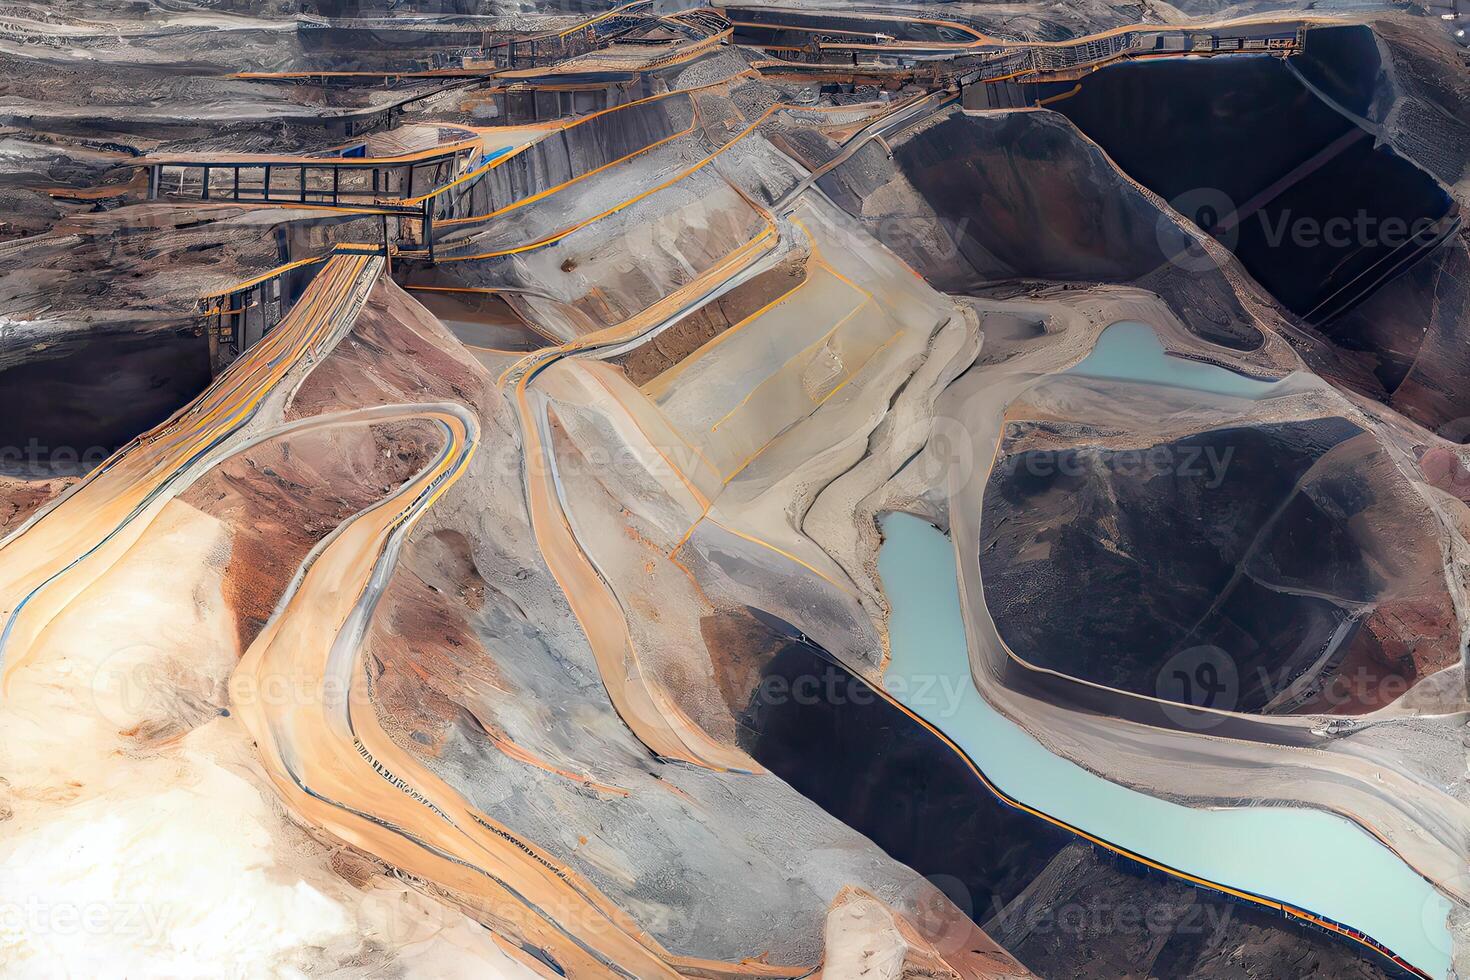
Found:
[879,513,1450,977]
[878,319,1450,976]
[1067,320,1280,398]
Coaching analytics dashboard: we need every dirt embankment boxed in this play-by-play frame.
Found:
[982,407,1460,714]
[0,474,75,537]
[1326,230,1470,434]
[287,279,487,421]
[363,528,503,758]
[818,107,1264,351]
[613,249,809,385]
[180,419,446,652]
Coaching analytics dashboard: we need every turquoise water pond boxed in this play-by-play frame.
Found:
[878,320,1450,975]
[1066,320,1279,399]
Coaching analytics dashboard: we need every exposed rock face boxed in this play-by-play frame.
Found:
[1368,19,1470,195]
[0,5,1465,979]
[1051,39,1453,319]
[0,473,73,535]
[1327,232,1470,434]
[1419,445,1470,502]
[742,630,1070,922]
[987,842,1396,980]
[883,110,1185,286]
[981,407,1457,713]
[818,107,1265,351]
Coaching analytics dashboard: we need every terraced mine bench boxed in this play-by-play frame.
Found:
[197,243,387,371]
[467,0,657,69]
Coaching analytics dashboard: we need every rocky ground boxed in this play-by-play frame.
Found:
[0,2,1465,978]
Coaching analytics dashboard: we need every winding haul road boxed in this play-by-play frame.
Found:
[3,54,1463,976]
[0,248,382,689]
[0,89,951,978]
[0,251,810,978]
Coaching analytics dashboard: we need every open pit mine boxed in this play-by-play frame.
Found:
[0,0,1468,977]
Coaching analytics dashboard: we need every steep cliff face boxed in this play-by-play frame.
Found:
[818,107,1266,351]
[1046,26,1470,435]
[981,385,1460,714]
[1051,40,1453,319]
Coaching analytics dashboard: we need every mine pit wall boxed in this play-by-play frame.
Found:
[611,248,811,384]
[1044,30,1455,325]
[296,25,496,57]
[725,6,979,45]
[1328,231,1470,430]
[1258,21,1468,196]
[201,92,700,371]
[1030,22,1470,431]
[818,106,1264,351]
[977,415,1463,714]
[1297,20,1470,434]
[0,319,209,477]
[472,79,653,126]
[441,89,693,224]
[483,173,768,335]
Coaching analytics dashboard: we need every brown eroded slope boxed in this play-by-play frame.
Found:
[179,419,446,651]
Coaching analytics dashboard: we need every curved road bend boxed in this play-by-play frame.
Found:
[488,88,961,768]
[934,326,1470,907]
[0,251,809,977]
[0,250,381,690]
